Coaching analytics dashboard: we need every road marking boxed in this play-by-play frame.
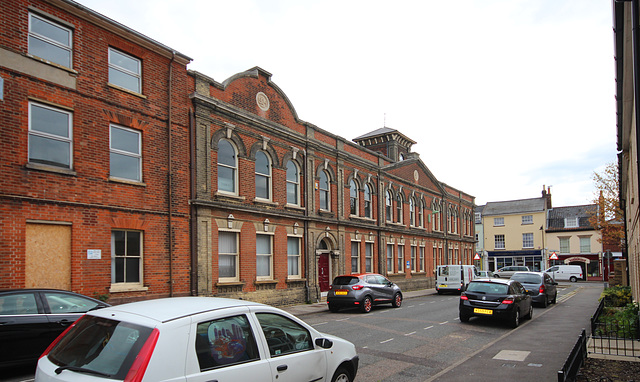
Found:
[405,331,416,336]
[407,305,415,308]
[312,322,328,326]
[380,338,394,344]
[439,321,449,325]
[424,325,434,330]
[336,317,350,321]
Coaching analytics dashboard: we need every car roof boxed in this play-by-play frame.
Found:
[89,297,266,324]
[335,273,381,278]
[512,271,544,276]
[470,278,512,285]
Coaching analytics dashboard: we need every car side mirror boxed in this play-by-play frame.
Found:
[315,338,333,349]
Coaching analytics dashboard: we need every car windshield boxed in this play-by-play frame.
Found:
[466,282,509,294]
[332,276,359,285]
[48,315,153,379]
[511,274,542,284]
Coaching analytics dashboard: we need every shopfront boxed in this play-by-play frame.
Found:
[487,250,545,272]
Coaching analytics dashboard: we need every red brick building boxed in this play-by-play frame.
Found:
[190,68,475,305]
[0,0,192,304]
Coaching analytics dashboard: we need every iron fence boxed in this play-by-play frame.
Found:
[558,329,587,382]
[589,298,640,358]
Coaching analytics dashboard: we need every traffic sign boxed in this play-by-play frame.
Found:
[549,252,559,260]
[473,253,481,260]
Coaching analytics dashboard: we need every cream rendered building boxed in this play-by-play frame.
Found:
[481,189,551,272]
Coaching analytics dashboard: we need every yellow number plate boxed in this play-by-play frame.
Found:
[473,308,493,315]
[335,290,348,295]
[439,284,448,288]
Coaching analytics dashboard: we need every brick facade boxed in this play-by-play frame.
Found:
[190,68,475,305]
[0,0,192,304]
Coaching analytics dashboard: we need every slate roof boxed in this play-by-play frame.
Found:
[547,204,598,231]
[482,198,546,216]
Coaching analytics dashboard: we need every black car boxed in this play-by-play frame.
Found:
[0,289,110,369]
[459,278,533,328]
[327,273,402,313]
[510,271,558,308]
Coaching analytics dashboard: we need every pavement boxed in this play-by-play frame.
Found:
[282,282,606,382]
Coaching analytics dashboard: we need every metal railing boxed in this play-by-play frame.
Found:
[589,298,640,358]
[558,329,587,382]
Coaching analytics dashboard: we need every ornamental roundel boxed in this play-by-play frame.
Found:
[256,92,270,111]
[414,170,419,182]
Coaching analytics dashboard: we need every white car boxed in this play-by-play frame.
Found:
[35,297,359,382]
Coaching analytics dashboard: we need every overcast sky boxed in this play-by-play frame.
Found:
[74,0,617,207]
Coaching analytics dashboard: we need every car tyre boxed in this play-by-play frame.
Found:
[524,305,533,320]
[328,303,340,313]
[540,295,548,308]
[360,296,373,313]
[392,293,402,308]
[570,276,578,282]
[459,311,470,322]
[331,366,352,382]
[494,274,500,278]
[510,309,520,328]
[551,292,557,304]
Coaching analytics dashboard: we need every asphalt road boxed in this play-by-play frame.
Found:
[2,282,603,382]
[300,282,603,382]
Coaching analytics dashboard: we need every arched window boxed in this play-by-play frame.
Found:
[409,197,416,226]
[396,193,403,223]
[419,199,425,228]
[349,179,359,215]
[385,190,393,221]
[286,160,299,205]
[319,170,330,210]
[364,184,372,219]
[217,139,237,194]
[255,150,271,200]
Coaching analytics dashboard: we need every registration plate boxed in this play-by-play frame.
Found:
[473,308,493,315]
[335,290,348,296]
[439,284,448,288]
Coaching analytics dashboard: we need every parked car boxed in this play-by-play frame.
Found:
[493,266,530,278]
[476,270,494,278]
[510,271,558,307]
[36,297,359,382]
[327,273,402,313]
[0,289,109,369]
[459,278,533,328]
[544,264,583,282]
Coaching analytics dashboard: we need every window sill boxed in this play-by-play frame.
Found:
[215,192,246,202]
[26,163,76,176]
[109,284,148,293]
[107,83,147,99]
[255,279,278,285]
[26,54,78,75]
[254,198,279,207]
[109,177,146,187]
[285,204,305,212]
[286,277,306,283]
[318,210,334,218]
[216,281,244,287]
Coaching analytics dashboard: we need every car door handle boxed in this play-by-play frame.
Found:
[277,365,288,372]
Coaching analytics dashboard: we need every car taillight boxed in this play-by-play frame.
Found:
[352,285,364,290]
[39,315,84,360]
[328,285,333,290]
[460,295,469,300]
[539,285,545,294]
[501,297,514,305]
[124,328,159,382]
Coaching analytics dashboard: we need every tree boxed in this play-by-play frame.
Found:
[590,162,624,249]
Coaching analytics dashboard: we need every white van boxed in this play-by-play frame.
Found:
[544,265,583,282]
[436,265,477,294]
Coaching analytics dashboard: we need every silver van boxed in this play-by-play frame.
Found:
[494,266,530,278]
[544,265,583,282]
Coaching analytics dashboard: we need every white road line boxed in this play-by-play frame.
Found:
[424,325,434,330]
[336,317,350,321]
[439,321,449,325]
[405,331,416,336]
[312,322,328,326]
[380,338,394,344]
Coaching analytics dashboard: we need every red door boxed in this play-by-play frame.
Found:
[318,253,330,292]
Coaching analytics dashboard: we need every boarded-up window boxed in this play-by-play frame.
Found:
[26,223,71,289]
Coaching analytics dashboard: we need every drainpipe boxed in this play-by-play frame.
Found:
[167,51,175,297]
[190,109,197,296]
[304,135,310,303]
[631,0,639,286]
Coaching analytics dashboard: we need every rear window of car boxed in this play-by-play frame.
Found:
[47,315,153,379]
[467,282,509,294]
[511,274,542,284]
[332,276,359,285]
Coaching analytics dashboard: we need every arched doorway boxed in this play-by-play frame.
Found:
[317,238,333,293]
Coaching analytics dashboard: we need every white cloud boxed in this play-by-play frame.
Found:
[75,0,617,206]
